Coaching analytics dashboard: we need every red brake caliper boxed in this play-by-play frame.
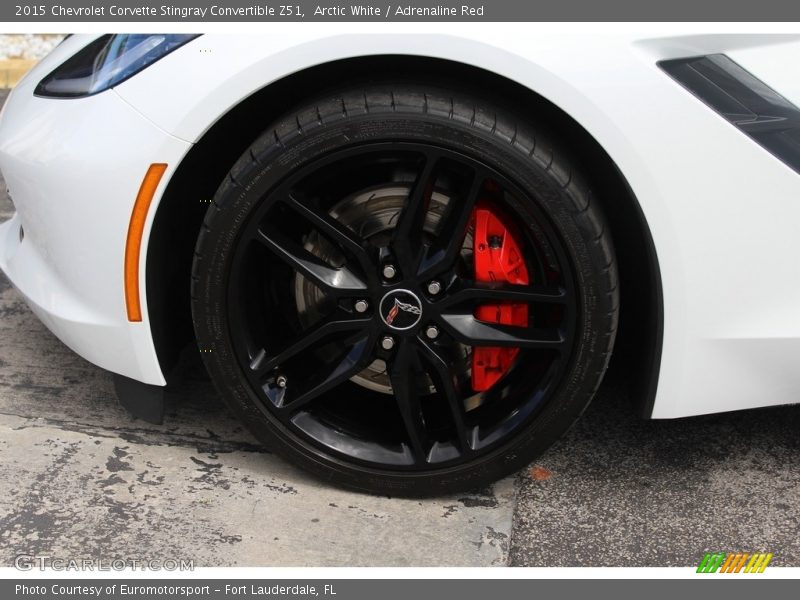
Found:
[470,200,530,392]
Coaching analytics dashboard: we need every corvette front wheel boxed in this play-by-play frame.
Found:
[191,85,619,496]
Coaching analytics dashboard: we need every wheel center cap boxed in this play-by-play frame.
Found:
[379,289,423,331]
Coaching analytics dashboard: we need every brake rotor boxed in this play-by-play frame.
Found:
[295,183,465,395]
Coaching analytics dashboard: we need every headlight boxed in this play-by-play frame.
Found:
[35,34,199,98]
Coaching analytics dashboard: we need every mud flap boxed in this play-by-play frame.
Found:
[113,373,165,424]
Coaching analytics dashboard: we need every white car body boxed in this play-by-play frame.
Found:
[2,31,800,419]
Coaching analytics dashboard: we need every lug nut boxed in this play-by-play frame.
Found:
[425,325,439,340]
[354,299,369,313]
[276,375,288,388]
[427,280,442,295]
[381,336,396,351]
[382,264,397,279]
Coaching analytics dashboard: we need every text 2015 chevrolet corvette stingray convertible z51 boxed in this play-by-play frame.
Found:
[1,32,799,495]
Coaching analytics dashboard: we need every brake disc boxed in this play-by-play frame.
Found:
[295,184,459,395]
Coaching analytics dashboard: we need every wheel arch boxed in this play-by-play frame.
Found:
[145,54,663,417]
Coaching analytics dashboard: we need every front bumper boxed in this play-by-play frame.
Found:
[0,58,191,386]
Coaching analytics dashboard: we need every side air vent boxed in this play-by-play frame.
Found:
[660,54,800,175]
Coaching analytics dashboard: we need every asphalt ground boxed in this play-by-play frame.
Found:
[1,88,798,568]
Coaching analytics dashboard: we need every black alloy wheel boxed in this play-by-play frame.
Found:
[192,85,619,496]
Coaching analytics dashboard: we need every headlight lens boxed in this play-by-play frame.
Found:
[35,34,199,98]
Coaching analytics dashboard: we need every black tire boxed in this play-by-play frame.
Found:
[191,84,619,496]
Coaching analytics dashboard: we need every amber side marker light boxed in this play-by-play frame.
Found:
[125,163,167,322]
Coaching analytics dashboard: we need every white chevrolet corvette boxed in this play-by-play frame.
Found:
[1,32,798,495]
